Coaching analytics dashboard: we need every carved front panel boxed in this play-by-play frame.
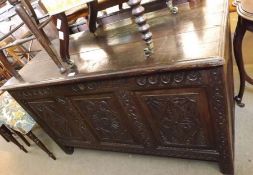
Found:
[27,99,87,141]
[72,94,136,145]
[136,89,213,148]
[8,67,233,162]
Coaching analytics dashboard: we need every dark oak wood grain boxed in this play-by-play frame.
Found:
[1,0,234,174]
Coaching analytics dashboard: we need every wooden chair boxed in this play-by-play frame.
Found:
[38,0,89,25]
[39,0,184,64]
[0,4,33,70]
[39,0,127,31]
[0,37,28,67]
[40,0,181,33]
[38,0,128,63]
[0,0,67,81]
[2,0,67,74]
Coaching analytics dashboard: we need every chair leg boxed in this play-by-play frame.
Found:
[0,125,28,153]
[26,131,56,160]
[11,128,30,146]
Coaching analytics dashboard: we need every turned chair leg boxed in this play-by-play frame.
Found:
[26,131,56,160]
[0,125,28,153]
[233,16,247,107]
[10,128,30,146]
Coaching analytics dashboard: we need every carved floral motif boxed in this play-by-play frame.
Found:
[71,82,98,92]
[208,68,233,172]
[29,101,73,138]
[14,88,52,98]
[10,67,233,168]
[73,97,134,144]
[144,94,207,147]
[55,97,95,142]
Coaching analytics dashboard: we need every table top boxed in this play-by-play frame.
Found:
[237,0,253,21]
[2,0,229,90]
[41,0,94,15]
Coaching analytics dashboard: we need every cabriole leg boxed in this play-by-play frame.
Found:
[233,16,246,107]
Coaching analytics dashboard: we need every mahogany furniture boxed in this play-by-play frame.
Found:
[1,0,234,174]
[233,0,253,107]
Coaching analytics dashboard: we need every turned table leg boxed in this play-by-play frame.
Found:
[0,125,28,153]
[233,16,247,107]
[128,0,154,57]
[26,131,56,160]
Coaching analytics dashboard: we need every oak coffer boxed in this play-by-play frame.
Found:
[1,0,234,174]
